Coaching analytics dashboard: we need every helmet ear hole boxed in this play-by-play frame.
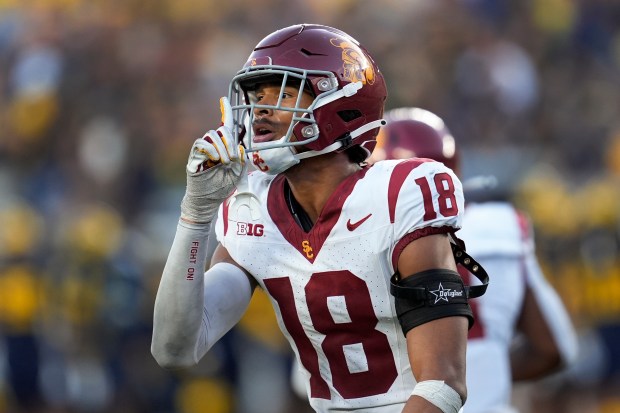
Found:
[338,110,362,122]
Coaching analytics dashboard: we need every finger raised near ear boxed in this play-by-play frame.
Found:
[220,96,233,130]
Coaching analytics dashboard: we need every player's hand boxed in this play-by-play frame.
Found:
[181,97,247,223]
[186,97,245,175]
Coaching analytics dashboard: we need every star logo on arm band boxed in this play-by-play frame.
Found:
[429,283,456,304]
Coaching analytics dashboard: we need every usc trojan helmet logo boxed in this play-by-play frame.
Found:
[330,38,376,85]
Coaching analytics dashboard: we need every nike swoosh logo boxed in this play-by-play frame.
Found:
[346,214,372,231]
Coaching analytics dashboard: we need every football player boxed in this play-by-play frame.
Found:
[370,107,578,413]
[151,24,486,413]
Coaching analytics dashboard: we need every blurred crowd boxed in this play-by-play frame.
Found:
[1,0,620,412]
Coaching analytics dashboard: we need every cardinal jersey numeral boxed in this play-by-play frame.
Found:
[264,270,398,400]
[415,172,458,221]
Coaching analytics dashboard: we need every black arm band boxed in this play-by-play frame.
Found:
[390,269,474,335]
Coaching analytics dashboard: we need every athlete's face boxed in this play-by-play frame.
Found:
[250,82,314,144]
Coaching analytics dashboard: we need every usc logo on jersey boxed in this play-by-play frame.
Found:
[237,222,264,237]
[301,240,314,259]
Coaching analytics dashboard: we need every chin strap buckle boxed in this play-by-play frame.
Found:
[337,133,353,149]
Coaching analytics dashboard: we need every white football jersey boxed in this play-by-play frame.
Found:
[215,158,464,412]
[458,202,577,413]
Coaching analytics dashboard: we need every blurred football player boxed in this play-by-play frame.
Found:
[369,107,578,413]
[151,24,489,413]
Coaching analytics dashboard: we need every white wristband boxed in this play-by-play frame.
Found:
[411,380,462,413]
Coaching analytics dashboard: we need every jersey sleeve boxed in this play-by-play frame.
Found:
[390,159,464,239]
[387,159,464,269]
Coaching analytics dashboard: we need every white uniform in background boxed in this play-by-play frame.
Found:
[216,159,464,412]
[459,202,578,413]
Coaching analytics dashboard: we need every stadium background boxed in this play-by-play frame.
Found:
[0,0,619,412]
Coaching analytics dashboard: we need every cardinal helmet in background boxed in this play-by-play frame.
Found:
[372,107,459,172]
[228,24,387,174]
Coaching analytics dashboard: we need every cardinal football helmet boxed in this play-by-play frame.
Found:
[228,24,387,173]
[373,107,459,171]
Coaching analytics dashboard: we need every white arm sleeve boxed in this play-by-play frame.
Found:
[524,250,578,366]
[151,219,252,369]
